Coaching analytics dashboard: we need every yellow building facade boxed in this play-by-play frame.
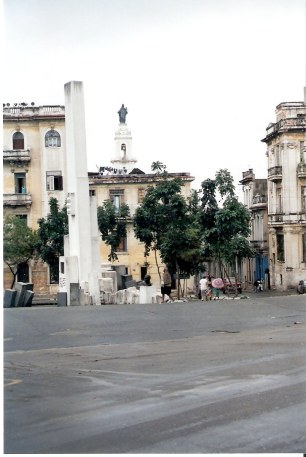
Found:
[3,103,194,295]
[3,104,66,293]
[89,171,194,288]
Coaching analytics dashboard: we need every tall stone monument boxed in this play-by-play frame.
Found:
[62,81,101,305]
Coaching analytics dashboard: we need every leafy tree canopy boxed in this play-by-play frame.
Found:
[133,165,204,283]
[199,169,254,267]
[36,197,68,266]
[97,200,130,262]
[3,214,38,288]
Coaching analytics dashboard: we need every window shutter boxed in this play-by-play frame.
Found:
[47,176,55,191]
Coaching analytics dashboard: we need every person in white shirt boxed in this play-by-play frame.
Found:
[199,275,208,301]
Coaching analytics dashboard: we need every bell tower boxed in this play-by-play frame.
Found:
[111,104,137,173]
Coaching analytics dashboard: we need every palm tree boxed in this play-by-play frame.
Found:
[151,161,166,174]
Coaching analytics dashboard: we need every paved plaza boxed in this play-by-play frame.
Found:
[4,294,306,453]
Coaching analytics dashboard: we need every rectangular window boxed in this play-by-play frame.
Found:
[17,262,29,283]
[303,233,306,263]
[13,137,24,150]
[276,186,282,213]
[140,266,147,280]
[109,189,124,210]
[276,233,285,262]
[138,188,146,203]
[117,236,127,252]
[49,262,59,284]
[300,141,305,162]
[301,187,306,211]
[275,144,281,166]
[46,171,63,191]
[46,135,61,147]
[14,173,26,193]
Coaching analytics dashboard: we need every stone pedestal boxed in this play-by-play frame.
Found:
[3,290,17,308]
[139,285,156,304]
[14,282,33,307]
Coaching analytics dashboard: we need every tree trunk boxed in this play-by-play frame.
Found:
[176,262,180,300]
[154,247,162,282]
[7,265,18,289]
[221,262,232,297]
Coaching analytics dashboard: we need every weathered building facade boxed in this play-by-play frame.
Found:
[240,169,269,289]
[3,102,194,294]
[261,101,306,290]
[89,170,194,287]
[3,104,66,293]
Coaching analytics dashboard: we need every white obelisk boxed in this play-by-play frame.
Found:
[63,81,101,305]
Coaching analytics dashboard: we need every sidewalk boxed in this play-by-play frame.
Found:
[30,287,301,306]
[242,288,298,297]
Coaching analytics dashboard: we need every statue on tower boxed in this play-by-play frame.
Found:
[118,104,128,124]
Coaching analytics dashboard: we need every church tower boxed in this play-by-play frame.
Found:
[111,104,137,173]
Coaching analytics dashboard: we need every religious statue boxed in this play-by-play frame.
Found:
[118,104,128,124]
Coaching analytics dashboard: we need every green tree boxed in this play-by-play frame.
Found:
[199,169,254,291]
[36,198,68,283]
[3,214,38,288]
[97,200,130,262]
[151,161,167,174]
[133,167,203,298]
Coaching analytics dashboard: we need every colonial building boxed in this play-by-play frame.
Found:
[89,106,194,287]
[239,169,269,289]
[3,102,194,294]
[89,170,193,286]
[261,100,306,290]
[3,103,66,292]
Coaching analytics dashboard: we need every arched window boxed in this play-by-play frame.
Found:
[13,132,24,150]
[45,130,61,147]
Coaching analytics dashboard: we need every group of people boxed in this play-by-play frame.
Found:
[199,274,223,301]
[161,269,224,302]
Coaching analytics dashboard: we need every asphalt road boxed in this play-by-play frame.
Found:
[4,294,306,453]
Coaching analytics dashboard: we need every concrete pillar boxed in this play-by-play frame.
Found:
[64,81,101,305]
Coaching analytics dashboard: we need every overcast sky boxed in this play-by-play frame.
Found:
[3,0,306,193]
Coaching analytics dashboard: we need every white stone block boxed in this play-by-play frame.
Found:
[122,289,128,304]
[103,292,113,304]
[115,290,124,304]
[139,285,156,304]
[101,270,117,292]
[126,286,138,304]
[101,263,113,270]
[99,277,114,293]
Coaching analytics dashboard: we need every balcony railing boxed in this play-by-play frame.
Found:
[3,193,32,207]
[268,213,284,223]
[240,169,254,184]
[297,162,306,178]
[3,149,31,163]
[264,117,306,141]
[3,105,65,118]
[268,166,282,181]
[250,240,268,251]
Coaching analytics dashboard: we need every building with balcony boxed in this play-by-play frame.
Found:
[261,100,306,290]
[240,169,269,288]
[3,103,66,292]
[3,102,194,295]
